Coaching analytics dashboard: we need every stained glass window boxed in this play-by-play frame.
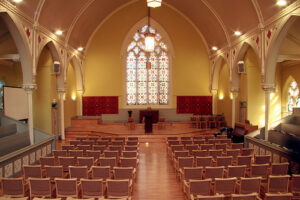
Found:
[287,80,300,112]
[126,25,169,105]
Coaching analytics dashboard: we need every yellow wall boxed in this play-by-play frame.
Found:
[84,1,210,108]
[0,62,22,87]
[243,48,265,127]
[33,47,58,134]
[64,63,78,128]
[216,61,232,126]
[238,48,281,128]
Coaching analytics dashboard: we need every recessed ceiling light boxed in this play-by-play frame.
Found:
[77,47,83,51]
[12,0,22,3]
[234,31,242,36]
[276,0,287,6]
[212,46,218,51]
[55,30,63,35]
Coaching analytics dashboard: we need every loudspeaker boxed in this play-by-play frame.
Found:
[52,61,60,75]
[238,61,246,73]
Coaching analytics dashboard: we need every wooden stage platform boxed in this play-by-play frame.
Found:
[65,117,218,142]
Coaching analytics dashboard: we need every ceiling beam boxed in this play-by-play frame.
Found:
[277,54,300,62]
[0,54,20,62]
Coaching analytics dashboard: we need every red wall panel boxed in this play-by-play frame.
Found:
[177,96,212,115]
[82,96,118,116]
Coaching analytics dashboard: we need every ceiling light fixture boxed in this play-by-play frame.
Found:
[144,7,155,52]
[212,46,218,51]
[147,0,162,8]
[234,31,242,36]
[276,0,287,6]
[12,0,22,3]
[55,30,63,35]
[77,47,83,51]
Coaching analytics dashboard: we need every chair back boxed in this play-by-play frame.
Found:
[107,179,130,198]
[204,167,224,179]
[1,178,25,197]
[271,163,289,175]
[215,177,237,195]
[40,157,55,167]
[55,178,77,198]
[193,150,209,157]
[239,177,261,194]
[80,178,104,198]
[99,157,117,169]
[69,166,88,180]
[254,155,271,164]
[240,148,254,156]
[183,167,203,180]
[231,143,243,149]
[178,157,194,169]
[77,157,94,168]
[216,156,232,167]
[114,167,134,180]
[237,156,252,167]
[122,151,137,158]
[189,179,212,196]
[232,193,259,200]
[91,166,110,180]
[265,193,293,200]
[227,165,246,178]
[120,157,137,168]
[93,145,106,152]
[23,165,42,179]
[45,166,64,180]
[29,178,51,198]
[268,175,290,193]
[196,156,213,168]
[68,150,83,158]
[250,164,269,178]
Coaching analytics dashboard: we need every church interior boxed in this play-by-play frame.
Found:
[0,0,300,199]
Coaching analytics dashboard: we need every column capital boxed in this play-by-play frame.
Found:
[57,88,66,93]
[23,84,37,91]
[211,89,218,95]
[77,89,84,96]
[262,83,275,92]
[230,88,239,93]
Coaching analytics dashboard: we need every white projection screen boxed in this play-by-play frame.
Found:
[3,86,28,120]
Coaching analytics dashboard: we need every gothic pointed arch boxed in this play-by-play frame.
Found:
[122,18,173,107]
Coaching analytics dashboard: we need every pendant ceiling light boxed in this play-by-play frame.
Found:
[144,7,155,52]
[147,0,162,8]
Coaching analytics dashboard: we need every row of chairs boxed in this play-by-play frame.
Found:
[25,165,133,182]
[183,175,299,200]
[168,144,247,158]
[74,136,138,142]
[69,140,139,147]
[53,148,138,159]
[190,116,226,129]
[167,135,228,141]
[60,144,138,154]
[1,177,132,199]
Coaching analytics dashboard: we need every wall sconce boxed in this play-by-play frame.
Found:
[72,94,76,101]
[219,93,224,100]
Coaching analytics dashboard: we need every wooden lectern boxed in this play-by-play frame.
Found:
[144,112,153,134]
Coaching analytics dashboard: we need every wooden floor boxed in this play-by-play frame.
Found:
[132,142,185,200]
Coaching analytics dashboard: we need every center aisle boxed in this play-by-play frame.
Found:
[132,142,185,200]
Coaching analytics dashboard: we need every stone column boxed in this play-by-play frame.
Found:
[58,88,66,140]
[77,90,84,116]
[211,89,218,115]
[262,85,274,141]
[23,84,36,145]
[231,91,238,128]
